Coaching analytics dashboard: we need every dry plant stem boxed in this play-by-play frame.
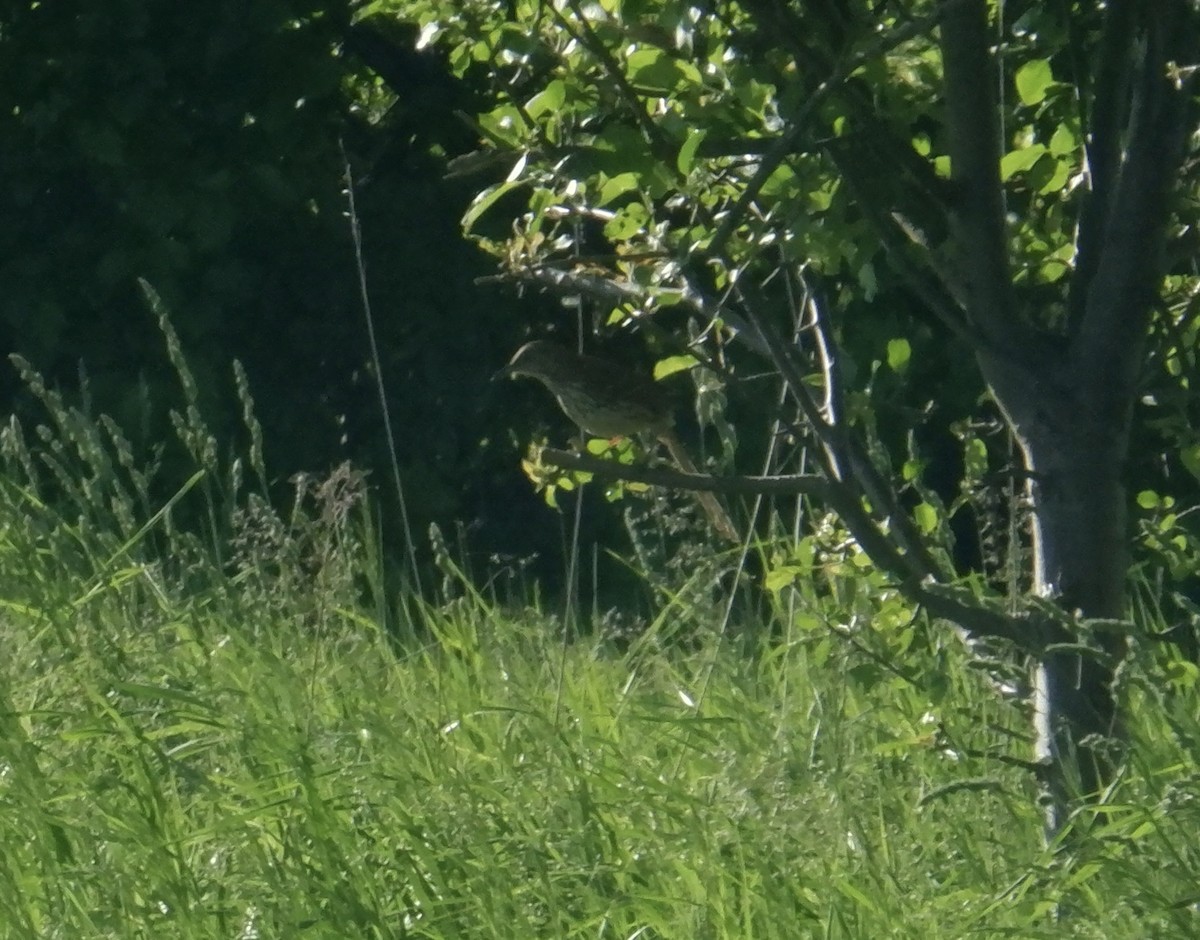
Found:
[339,146,423,596]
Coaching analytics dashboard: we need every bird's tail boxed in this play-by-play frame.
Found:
[659,430,741,543]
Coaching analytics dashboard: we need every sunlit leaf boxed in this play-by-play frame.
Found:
[887,338,911,374]
[913,502,939,534]
[597,172,641,206]
[526,80,566,119]
[653,354,698,380]
[1015,58,1053,106]
[1049,123,1077,156]
[676,128,707,175]
[462,179,522,234]
[964,438,988,478]
[1000,144,1047,180]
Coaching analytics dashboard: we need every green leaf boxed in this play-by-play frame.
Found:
[676,129,706,175]
[462,179,523,234]
[858,263,878,301]
[525,79,566,119]
[603,202,650,240]
[1180,444,1200,483]
[588,124,657,178]
[1038,243,1074,283]
[999,144,1047,181]
[1015,59,1053,106]
[764,566,800,592]
[626,47,700,93]
[886,338,911,373]
[1026,153,1061,193]
[653,354,698,380]
[1165,659,1200,690]
[1039,159,1071,194]
[597,172,641,206]
[964,438,988,478]
[476,104,526,147]
[760,162,799,199]
[1049,123,1077,156]
[913,502,939,535]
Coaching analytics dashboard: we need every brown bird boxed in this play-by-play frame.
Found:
[498,340,739,542]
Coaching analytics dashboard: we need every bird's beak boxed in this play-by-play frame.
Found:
[492,363,513,382]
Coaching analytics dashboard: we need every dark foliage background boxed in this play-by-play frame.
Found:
[0,0,567,593]
[2,0,1196,617]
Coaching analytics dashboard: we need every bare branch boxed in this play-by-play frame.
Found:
[806,279,949,581]
[545,448,1033,647]
[477,267,641,307]
[807,284,842,430]
[539,447,826,497]
[733,287,943,588]
[813,469,1035,647]
[479,265,777,357]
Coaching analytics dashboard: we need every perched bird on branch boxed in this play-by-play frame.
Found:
[497,340,739,542]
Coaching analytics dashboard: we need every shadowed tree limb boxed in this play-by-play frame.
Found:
[539,447,825,497]
[939,0,1028,357]
[1067,0,1137,333]
[1072,4,1198,401]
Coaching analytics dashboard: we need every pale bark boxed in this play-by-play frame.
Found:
[997,377,1133,827]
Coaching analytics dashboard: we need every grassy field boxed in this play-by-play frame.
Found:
[1,344,1198,937]
[2,510,1199,939]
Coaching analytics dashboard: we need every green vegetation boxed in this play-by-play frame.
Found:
[3,2,1200,935]
[4,509,1200,937]
[387,0,1200,837]
[0,0,511,544]
[0,329,1198,938]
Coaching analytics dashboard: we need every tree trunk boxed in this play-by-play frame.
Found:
[993,366,1132,835]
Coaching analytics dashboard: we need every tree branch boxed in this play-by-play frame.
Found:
[939,0,1023,350]
[478,265,777,358]
[1072,4,1198,402]
[805,277,949,580]
[731,287,941,586]
[1066,0,1137,333]
[709,0,973,261]
[544,445,1034,646]
[539,447,826,497]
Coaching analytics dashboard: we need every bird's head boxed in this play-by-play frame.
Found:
[494,340,575,384]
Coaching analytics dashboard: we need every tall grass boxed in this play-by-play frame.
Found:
[0,298,1198,938]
